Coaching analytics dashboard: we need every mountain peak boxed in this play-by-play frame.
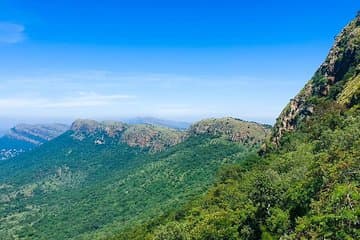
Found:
[190,117,270,146]
[70,119,101,133]
[70,119,184,152]
[69,117,270,151]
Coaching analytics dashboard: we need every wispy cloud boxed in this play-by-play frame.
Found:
[0,22,25,44]
[0,70,290,122]
[0,92,135,110]
[2,70,300,92]
[42,92,135,108]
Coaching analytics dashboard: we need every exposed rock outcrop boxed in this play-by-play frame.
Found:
[70,117,270,152]
[70,119,126,140]
[272,13,360,144]
[70,119,186,152]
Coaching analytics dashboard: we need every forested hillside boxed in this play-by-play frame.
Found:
[112,13,360,240]
[0,118,267,239]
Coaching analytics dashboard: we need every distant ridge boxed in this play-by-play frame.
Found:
[123,117,191,130]
[70,119,186,152]
[0,123,69,160]
[69,117,269,152]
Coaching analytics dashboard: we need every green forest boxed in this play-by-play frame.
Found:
[0,121,264,239]
[115,101,359,239]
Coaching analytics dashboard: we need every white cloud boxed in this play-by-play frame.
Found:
[0,92,135,111]
[42,92,135,108]
[0,70,290,123]
[0,22,25,44]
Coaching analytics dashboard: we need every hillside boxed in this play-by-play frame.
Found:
[70,119,186,152]
[0,123,69,160]
[114,14,360,240]
[0,118,268,239]
[189,117,270,147]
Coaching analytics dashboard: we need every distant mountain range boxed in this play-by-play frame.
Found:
[123,117,191,130]
[0,123,69,160]
[0,117,191,161]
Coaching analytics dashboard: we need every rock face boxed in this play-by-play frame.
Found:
[70,119,127,140]
[70,119,186,152]
[0,123,69,160]
[272,13,360,143]
[70,118,271,152]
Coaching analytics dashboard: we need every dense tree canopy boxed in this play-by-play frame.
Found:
[114,101,360,240]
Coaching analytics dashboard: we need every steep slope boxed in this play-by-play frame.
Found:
[272,13,360,143]
[115,14,360,240]
[0,123,69,160]
[0,118,268,239]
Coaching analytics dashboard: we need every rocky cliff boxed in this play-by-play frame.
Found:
[272,13,360,143]
[70,117,270,152]
[70,119,186,152]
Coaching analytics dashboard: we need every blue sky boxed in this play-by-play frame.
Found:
[0,1,359,127]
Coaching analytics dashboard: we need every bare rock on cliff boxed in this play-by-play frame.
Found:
[70,119,186,152]
[70,117,270,152]
[272,14,360,144]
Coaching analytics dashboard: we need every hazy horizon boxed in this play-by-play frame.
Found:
[0,114,273,132]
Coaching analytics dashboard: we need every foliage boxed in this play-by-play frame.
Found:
[0,132,255,239]
[115,101,360,240]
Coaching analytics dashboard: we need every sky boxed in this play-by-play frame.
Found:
[0,0,359,128]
